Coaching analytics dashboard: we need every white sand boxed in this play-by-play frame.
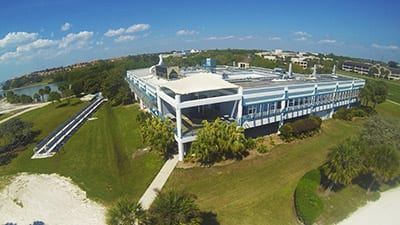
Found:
[337,187,400,225]
[0,173,106,225]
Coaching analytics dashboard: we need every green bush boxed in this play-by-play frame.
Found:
[333,107,368,121]
[279,116,322,141]
[256,144,269,153]
[294,169,323,225]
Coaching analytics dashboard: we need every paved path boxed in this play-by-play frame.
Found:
[337,187,400,225]
[387,99,400,106]
[0,102,50,124]
[138,155,179,210]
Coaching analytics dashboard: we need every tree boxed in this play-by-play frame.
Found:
[359,115,400,150]
[189,118,249,164]
[43,85,51,95]
[141,117,174,157]
[0,118,34,153]
[106,199,145,225]
[61,88,74,103]
[322,140,364,191]
[364,145,400,192]
[359,80,388,108]
[147,190,202,225]
[388,61,398,68]
[47,91,61,103]
[102,72,132,106]
[38,88,45,102]
[33,93,41,102]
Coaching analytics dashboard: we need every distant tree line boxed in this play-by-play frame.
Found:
[51,54,159,105]
[2,74,43,90]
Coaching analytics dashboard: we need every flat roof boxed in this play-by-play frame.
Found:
[162,73,238,95]
[128,66,364,91]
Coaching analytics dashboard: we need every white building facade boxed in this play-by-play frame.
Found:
[127,64,365,161]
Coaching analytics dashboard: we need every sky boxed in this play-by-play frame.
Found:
[1,0,399,81]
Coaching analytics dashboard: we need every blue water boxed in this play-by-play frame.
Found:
[0,83,59,97]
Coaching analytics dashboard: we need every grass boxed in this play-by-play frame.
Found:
[338,69,400,103]
[165,119,361,225]
[0,100,164,205]
[318,185,380,224]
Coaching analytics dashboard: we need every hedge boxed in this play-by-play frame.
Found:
[333,107,367,121]
[279,116,322,141]
[294,169,323,225]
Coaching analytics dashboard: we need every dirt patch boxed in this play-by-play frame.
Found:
[0,173,106,225]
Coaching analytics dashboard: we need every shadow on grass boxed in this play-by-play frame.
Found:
[352,174,380,192]
[201,211,220,225]
[319,168,345,193]
[55,102,69,108]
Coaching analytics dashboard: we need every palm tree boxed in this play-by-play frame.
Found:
[38,88,45,102]
[323,140,364,192]
[33,93,41,102]
[106,199,145,225]
[147,190,202,225]
[365,145,400,192]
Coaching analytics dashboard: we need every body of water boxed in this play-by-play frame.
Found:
[0,83,59,97]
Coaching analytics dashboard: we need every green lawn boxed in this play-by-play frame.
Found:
[0,101,164,205]
[338,69,400,103]
[165,119,361,225]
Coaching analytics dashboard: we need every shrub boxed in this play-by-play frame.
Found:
[256,144,269,153]
[294,169,323,225]
[279,116,322,141]
[333,107,368,121]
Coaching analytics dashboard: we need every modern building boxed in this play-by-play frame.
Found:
[291,57,308,69]
[342,61,370,75]
[126,58,365,161]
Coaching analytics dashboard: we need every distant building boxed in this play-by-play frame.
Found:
[342,61,370,75]
[388,67,400,81]
[291,58,308,69]
[155,65,180,80]
[238,62,250,69]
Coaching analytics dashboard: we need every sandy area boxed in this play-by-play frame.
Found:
[337,187,400,225]
[0,173,106,225]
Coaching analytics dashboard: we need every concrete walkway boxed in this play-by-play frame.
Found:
[0,102,50,125]
[337,187,400,225]
[138,154,179,210]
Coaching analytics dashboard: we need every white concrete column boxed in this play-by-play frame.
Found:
[140,99,144,110]
[178,140,184,161]
[156,86,162,115]
[237,87,243,125]
[175,94,183,161]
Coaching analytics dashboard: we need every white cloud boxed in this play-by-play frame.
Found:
[17,39,58,52]
[176,29,198,36]
[96,41,104,45]
[238,35,253,41]
[58,31,93,50]
[126,24,150,33]
[294,31,312,37]
[104,28,125,37]
[0,32,38,48]
[104,24,150,38]
[318,39,336,44]
[114,35,136,43]
[371,43,399,50]
[295,37,307,41]
[206,35,235,41]
[269,36,282,41]
[61,22,72,31]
